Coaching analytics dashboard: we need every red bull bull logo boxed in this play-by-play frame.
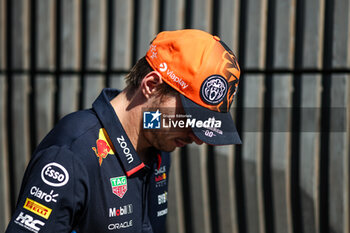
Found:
[92,128,115,166]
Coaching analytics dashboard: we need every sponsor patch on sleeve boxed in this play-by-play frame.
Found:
[14,212,45,233]
[41,162,69,187]
[23,198,52,219]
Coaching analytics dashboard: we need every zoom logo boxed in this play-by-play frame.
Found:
[116,136,134,164]
[41,162,69,187]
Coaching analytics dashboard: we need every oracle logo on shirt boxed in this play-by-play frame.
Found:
[108,220,133,231]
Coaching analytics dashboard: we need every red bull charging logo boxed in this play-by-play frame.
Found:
[92,128,115,166]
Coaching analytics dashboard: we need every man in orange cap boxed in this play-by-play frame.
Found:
[6,29,241,233]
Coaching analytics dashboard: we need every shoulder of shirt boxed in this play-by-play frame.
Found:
[34,109,101,163]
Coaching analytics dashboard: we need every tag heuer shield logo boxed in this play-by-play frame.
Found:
[110,176,127,198]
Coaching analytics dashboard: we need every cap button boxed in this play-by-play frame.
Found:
[213,35,220,41]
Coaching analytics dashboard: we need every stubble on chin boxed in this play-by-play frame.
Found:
[149,130,177,152]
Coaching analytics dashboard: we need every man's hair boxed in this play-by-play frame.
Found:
[125,56,177,96]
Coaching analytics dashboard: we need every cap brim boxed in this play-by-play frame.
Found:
[180,95,241,145]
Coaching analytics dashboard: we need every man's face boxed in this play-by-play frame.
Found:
[142,93,203,152]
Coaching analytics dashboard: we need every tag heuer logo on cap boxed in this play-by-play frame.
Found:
[200,75,228,105]
[110,176,127,198]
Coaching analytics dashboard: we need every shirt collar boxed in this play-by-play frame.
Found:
[92,88,145,177]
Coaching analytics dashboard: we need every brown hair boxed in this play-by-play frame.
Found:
[124,57,177,97]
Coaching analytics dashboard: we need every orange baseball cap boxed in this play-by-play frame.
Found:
[146,29,241,145]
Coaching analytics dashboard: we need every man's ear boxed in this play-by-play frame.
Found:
[141,71,163,99]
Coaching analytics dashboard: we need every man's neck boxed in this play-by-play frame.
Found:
[110,90,151,163]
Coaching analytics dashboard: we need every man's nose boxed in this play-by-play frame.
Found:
[188,131,204,145]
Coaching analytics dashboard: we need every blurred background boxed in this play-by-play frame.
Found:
[0,0,349,232]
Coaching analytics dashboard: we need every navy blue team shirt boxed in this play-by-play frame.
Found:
[6,88,171,233]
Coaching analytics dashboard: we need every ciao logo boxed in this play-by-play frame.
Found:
[41,162,69,187]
